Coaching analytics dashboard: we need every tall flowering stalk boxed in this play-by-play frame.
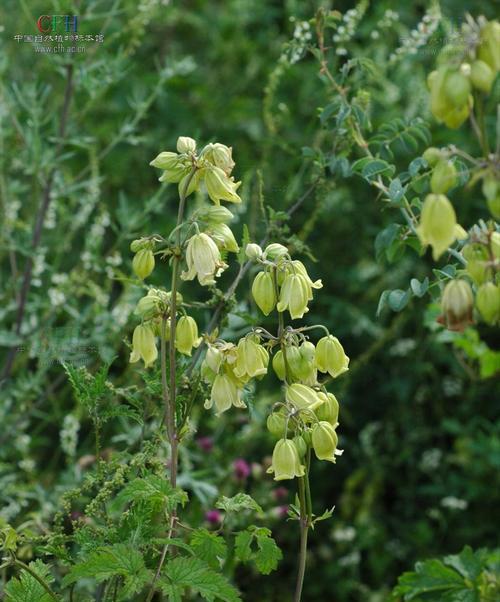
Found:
[128,136,349,600]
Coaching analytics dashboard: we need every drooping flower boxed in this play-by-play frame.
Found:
[132,249,155,280]
[476,282,500,325]
[315,335,350,378]
[267,439,305,481]
[311,421,339,462]
[285,383,324,412]
[205,373,246,415]
[175,315,202,355]
[440,279,474,331]
[233,336,269,380]
[182,232,227,286]
[277,273,310,319]
[252,271,276,316]
[205,166,242,204]
[129,323,157,368]
[417,193,457,260]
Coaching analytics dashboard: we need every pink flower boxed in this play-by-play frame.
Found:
[196,436,214,452]
[205,509,222,525]
[233,458,251,480]
[272,487,288,501]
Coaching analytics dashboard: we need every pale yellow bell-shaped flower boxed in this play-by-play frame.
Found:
[132,249,155,280]
[205,165,242,204]
[476,282,500,325]
[315,335,350,378]
[266,438,305,481]
[233,336,269,380]
[285,383,324,412]
[312,421,339,462]
[417,193,457,260]
[441,279,474,331]
[252,271,276,316]
[205,373,246,415]
[175,315,202,356]
[129,323,157,368]
[277,273,309,319]
[182,232,227,286]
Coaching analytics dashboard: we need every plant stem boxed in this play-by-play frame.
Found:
[147,167,197,602]
[166,167,197,487]
[294,476,309,602]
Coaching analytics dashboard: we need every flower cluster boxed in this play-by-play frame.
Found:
[427,18,499,129]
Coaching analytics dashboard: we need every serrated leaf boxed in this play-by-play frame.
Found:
[234,527,282,575]
[215,493,263,514]
[63,544,151,598]
[113,475,188,513]
[191,529,227,569]
[394,558,468,600]
[4,560,54,602]
[254,529,282,575]
[234,530,254,562]
[160,557,241,602]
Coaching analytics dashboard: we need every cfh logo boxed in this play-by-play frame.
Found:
[36,15,79,33]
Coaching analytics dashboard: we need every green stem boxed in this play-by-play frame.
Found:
[294,476,309,602]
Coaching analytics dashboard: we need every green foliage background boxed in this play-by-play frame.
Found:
[0,0,499,600]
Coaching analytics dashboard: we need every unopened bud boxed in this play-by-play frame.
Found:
[246,243,263,261]
[133,249,155,280]
[476,282,500,325]
[176,136,197,154]
[441,279,474,331]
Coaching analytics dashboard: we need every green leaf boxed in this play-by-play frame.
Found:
[394,558,468,600]
[191,529,227,569]
[410,277,429,298]
[234,527,282,575]
[388,289,411,312]
[234,530,254,562]
[113,475,188,513]
[361,159,395,181]
[160,557,241,602]
[215,493,263,514]
[253,529,282,575]
[5,560,55,602]
[388,178,406,204]
[443,546,483,582]
[376,290,391,318]
[62,544,151,597]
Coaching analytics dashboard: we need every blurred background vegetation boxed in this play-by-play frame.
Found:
[0,0,499,600]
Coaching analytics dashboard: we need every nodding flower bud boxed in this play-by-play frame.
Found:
[463,243,491,285]
[182,232,227,286]
[277,273,309,319]
[312,421,339,463]
[272,350,286,380]
[431,160,457,194]
[440,279,474,331]
[209,223,239,253]
[130,323,158,368]
[267,411,288,438]
[491,232,500,259]
[234,336,269,380]
[315,392,339,425]
[245,243,263,261]
[199,205,234,224]
[252,271,276,316]
[203,143,235,176]
[150,151,189,184]
[175,315,201,356]
[476,282,500,325]
[176,136,197,154]
[205,346,223,374]
[285,383,324,412]
[417,194,457,260]
[315,335,350,378]
[263,243,288,261]
[267,438,305,481]
[135,294,161,319]
[205,373,246,415]
[133,249,155,280]
[293,435,307,458]
[296,341,317,384]
[423,147,443,167]
[205,166,242,204]
[471,60,495,93]
[478,20,500,73]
